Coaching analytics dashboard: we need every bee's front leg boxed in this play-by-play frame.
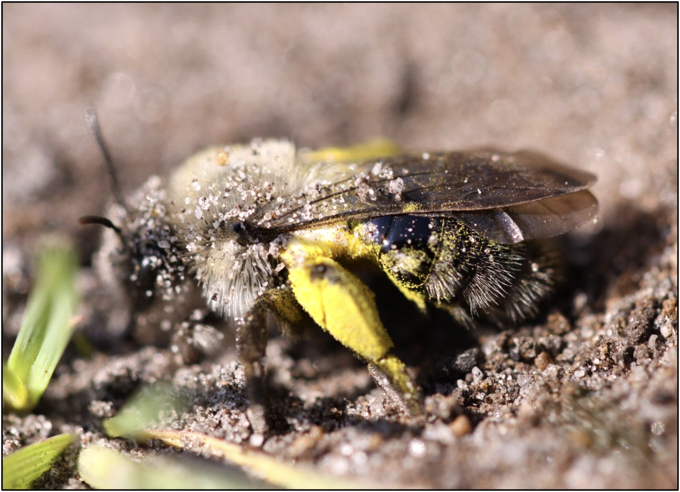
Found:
[237,288,305,434]
[236,305,270,435]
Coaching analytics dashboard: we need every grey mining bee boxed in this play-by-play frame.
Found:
[82,111,597,429]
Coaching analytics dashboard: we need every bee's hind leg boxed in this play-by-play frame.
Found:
[284,254,423,416]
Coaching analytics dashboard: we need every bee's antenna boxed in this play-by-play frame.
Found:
[84,108,127,210]
[79,215,123,235]
[80,108,128,242]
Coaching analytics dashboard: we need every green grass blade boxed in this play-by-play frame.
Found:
[78,446,263,489]
[2,433,74,489]
[4,237,79,411]
[103,382,190,438]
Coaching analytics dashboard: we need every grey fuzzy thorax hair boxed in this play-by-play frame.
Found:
[163,140,320,320]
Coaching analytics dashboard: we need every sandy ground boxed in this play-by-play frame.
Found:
[3,4,677,488]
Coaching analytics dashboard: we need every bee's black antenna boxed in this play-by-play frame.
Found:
[79,215,123,235]
[84,108,127,210]
[80,108,128,242]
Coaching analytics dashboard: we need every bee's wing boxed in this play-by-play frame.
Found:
[263,149,598,244]
[451,189,598,243]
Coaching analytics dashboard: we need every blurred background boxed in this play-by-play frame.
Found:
[3,6,677,488]
[4,4,677,260]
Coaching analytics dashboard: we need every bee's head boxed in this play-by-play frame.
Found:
[79,110,185,310]
[81,179,185,312]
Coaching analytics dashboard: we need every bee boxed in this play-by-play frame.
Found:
[81,112,597,430]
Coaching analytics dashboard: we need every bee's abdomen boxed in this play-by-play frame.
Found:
[360,214,559,325]
[362,215,438,291]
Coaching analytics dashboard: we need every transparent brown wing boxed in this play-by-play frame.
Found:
[256,149,598,244]
[452,189,598,243]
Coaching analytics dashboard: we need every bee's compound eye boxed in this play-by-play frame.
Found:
[366,215,435,253]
